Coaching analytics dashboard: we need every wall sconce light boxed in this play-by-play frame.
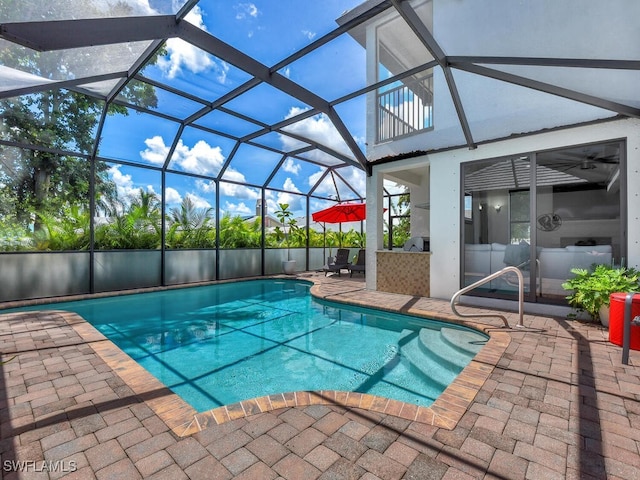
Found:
[494,204,502,212]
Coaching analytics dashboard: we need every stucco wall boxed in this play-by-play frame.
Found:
[366,0,638,162]
[368,117,640,300]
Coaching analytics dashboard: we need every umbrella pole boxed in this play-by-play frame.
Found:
[323,224,326,259]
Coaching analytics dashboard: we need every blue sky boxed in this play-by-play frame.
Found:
[96,0,368,223]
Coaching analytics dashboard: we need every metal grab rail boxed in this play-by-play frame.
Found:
[450,266,525,328]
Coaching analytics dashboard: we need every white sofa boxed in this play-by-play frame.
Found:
[464,243,613,296]
[538,245,612,295]
[464,242,529,291]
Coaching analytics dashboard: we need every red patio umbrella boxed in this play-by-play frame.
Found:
[312,202,367,224]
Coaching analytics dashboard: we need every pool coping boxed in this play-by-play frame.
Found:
[3,277,511,436]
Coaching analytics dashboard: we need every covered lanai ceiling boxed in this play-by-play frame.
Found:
[1,0,639,209]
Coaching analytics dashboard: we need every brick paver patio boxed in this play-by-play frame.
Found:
[1,273,639,479]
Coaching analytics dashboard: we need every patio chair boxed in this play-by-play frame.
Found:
[323,248,351,276]
[348,249,366,277]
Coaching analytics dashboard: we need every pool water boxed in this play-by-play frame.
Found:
[7,280,488,412]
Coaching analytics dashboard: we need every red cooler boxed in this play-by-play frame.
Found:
[609,293,640,350]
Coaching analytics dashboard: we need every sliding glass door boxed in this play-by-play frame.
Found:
[462,140,624,304]
[535,142,622,303]
[462,155,533,297]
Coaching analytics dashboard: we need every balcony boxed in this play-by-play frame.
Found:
[377,73,434,143]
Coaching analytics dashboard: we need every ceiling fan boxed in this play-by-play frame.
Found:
[545,148,619,178]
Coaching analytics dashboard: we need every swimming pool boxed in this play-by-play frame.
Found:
[6,279,487,412]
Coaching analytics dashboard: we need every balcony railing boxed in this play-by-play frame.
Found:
[377,73,433,143]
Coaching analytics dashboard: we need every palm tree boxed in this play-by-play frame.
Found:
[166,197,215,248]
[33,205,90,250]
[94,189,161,249]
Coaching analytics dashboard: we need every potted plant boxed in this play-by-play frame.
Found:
[562,264,640,327]
[275,203,298,274]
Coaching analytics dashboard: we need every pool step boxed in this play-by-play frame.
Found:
[414,329,473,374]
[439,327,487,357]
[397,330,455,391]
[398,326,487,389]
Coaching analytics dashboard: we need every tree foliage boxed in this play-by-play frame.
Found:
[166,197,215,249]
[94,189,162,249]
[0,1,368,256]
[0,0,161,240]
[219,214,261,248]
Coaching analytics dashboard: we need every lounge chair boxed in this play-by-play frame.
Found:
[348,249,366,277]
[323,248,351,276]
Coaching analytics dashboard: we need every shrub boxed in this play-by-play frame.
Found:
[562,264,640,320]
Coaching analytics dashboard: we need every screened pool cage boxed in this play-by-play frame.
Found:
[1,0,638,303]
[0,0,385,302]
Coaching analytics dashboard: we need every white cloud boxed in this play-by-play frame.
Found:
[185,192,212,209]
[302,30,316,40]
[383,180,408,195]
[174,139,225,176]
[158,39,215,79]
[137,135,267,206]
[156,7,230,83]
[221,169,245,184]
[165,187,182,205]
[140,138,261,202]
[275,179,303,212]
[219,180,259,200]
[140,136,259,201]
[216,61,230,84]
[263,190,301,217]
[280,107,353,159]
[264,197,297,217]
[308,167,348,198]
[282,177,301,193]
[341,167,366,196]
[276,192,301,211]
[219,169,263,202]
[223,201,252,216]
[105,165,156,213]
[135,185,212,211]
[196,179,216,194]
[308,168,326,190]
[282,158,300,175]
[108,165,133,193]
[235,3,259,19]
[165,187,212,212]
[140,136,228,177]
[265,197,279,216]
[140,136,169,165]
[183,3,206,26]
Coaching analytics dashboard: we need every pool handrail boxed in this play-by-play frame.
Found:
[450,266,525,328]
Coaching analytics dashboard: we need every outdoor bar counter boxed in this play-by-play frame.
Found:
[376,250,431,297]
